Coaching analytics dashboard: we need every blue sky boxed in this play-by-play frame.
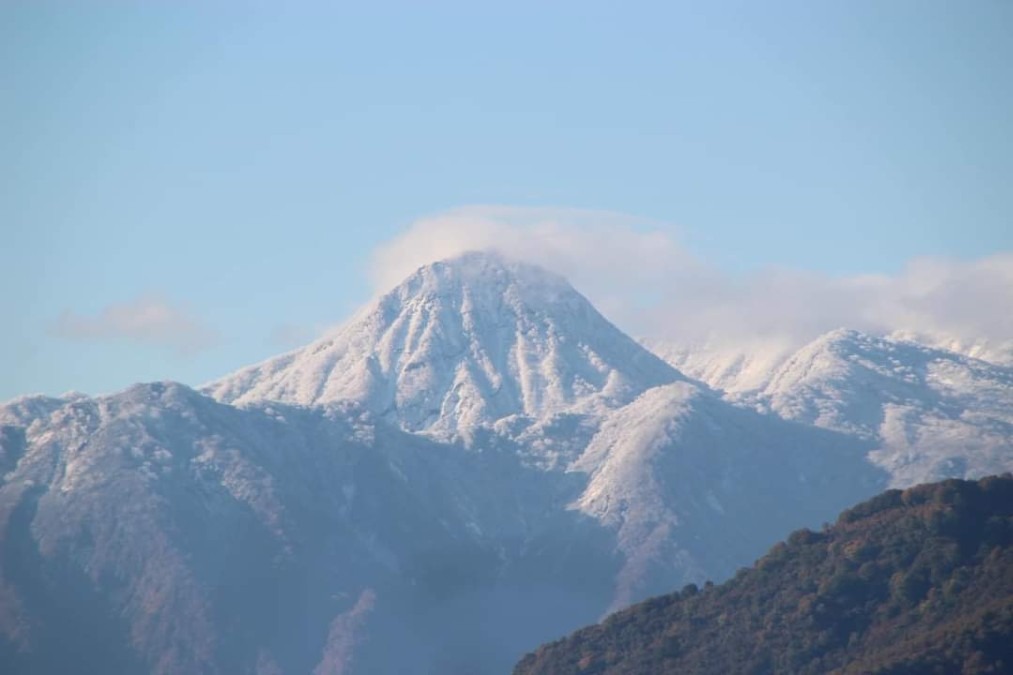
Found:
[3,1,1012,400]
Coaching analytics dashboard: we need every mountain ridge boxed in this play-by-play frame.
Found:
[650,328,1013,487]
[514,474,1013,675]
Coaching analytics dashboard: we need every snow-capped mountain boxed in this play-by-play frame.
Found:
[649,329,1013,488]
[1,251,1009,674]
[206,252,680,445]
[753,329,1013,487]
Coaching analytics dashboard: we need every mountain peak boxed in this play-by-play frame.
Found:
[382,251,593,320]
[412,250,567,287]
[205,253,680,441]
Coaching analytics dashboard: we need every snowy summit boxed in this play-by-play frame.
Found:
[206,251,680,440]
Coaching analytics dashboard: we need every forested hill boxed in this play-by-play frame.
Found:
[515,474,1013,675]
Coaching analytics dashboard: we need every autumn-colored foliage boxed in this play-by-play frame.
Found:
[515,474,1013,675]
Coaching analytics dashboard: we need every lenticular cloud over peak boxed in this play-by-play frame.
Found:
[368,208,1013,366]
[368,205,693,296]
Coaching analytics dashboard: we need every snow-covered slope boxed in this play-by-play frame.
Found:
[648,329,1013,489]
[751,329,1013,487]
[568,381,885,610]
[207,252,680,443]
[0,385,889,674]
[0,382,619,674]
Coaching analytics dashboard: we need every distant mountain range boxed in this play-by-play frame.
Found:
[649,328,1013,487]
[2,252,1010,673]
[515,474,1013,675]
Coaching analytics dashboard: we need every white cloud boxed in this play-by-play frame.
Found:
[369,205,700,319]
[370,206,1013,363]
[52,294,218,356]
[267,322,319,349]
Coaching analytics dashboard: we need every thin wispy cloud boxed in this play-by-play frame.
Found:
[52,294,218,357]
[371,206,1013,363]
[267,322,319,349]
